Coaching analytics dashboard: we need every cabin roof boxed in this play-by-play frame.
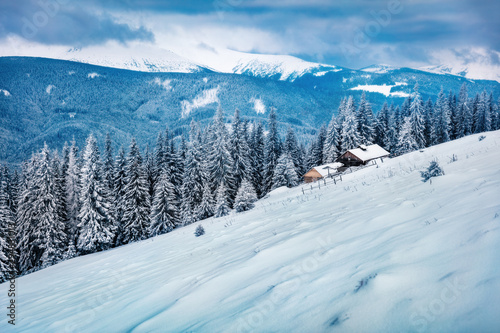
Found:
[342,144,389,162]
[310,162,344,177]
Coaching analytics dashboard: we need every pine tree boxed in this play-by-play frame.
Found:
[474,90,491,133]
[263,108,281,195]
[0,168,16,282]
[121,138,151,244]
[16,155,39,273]
[284,127,304,176]
[250,121,265,198]
[197,178,214,220]
[272,153,299,190]
[341,96,361,151]
[214,184,231,218]
[323,112,341,163]
[432,88,451,144]
[180,121,205,225]
[102,133,115,195]
[396,85,425,154]
[230,109,251,199]
[149,167,179,237]
[357,92,375,144]
[234,178,258,212]
[77,135,114,254]
[64,140,80,243]
[207,108,235,206]
[423,98,434,147]
[112,147,127,246]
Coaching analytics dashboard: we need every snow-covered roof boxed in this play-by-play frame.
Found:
[346,144,390,162]
[313,162,344,177]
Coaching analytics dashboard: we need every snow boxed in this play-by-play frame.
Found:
[45,85,55,94]
[1,131,500,332]
[345,144,390,162]
[0,89,10,96]
[350,84,410,98]
[180,87,219,118]
[250,98,266,114]
[87,73,101,79]
[152,78,172,91]
[310,162,344,177]
[360,64,398,74]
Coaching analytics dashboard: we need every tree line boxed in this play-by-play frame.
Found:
[0,83,499,281]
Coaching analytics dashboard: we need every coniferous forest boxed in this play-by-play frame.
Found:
[0,83,499,281]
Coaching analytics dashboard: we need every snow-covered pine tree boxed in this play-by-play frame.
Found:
[432,88,451,145]
[375,102,389,149]
[341,96,361,151]
[423,98,434,147]
[272,152,299,190]
[33,144,67,269]
[214,183,231,218]
[77,135,115,254]
[149,166,179,237]
[121,138,151,244]
[51,151,68,245]
[112,147,127,246]
[207,108,235,206]
[323,112,341,163]
[234,178,258,212]
[0,167,16,282]
[284,127,305,177]
[103,133,115,195]
[144,144,156,200]
[230,109,251,200]
[396,85,426,154]
[197,176,214,220]
[357,92,375,144]
[448,91,460,140]
[64,140,80,242]
[263,108,281,195]
[457,83,471,137]
[180,121,205,225]
[474,90,491,134]
[250,121,265,198]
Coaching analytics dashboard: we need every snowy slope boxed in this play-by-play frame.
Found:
[1,131,500,332]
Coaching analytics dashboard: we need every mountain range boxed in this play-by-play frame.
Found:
[0,52,499,166]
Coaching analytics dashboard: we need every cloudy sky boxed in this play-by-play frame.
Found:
[0,0,499,69]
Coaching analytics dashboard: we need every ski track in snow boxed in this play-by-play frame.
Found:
[1,131,500,332]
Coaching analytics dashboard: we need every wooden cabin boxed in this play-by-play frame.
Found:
[303,162,344,183]
[336,144,390,167]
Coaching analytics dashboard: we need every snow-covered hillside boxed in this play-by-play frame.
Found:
[2,131,500,332]
[419,64,500,83]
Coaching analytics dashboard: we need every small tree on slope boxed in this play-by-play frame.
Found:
[421,160,444,182]
[234,179,258,212]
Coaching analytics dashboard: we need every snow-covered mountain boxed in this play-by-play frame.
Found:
[2,130,499,332]
[419,64,500,83]
[359,64,400,74]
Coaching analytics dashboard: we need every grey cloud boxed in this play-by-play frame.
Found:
[0,0,154,46]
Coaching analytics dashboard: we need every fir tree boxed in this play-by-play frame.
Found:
[250,121,265,198]
[121,138,151,244]
[0,168,16,282]
[214,184,231,218]
[432,88,451,144]
[323,112,341,163]
[234,178,258,212]
[357,92,375,144]
[180,121,205,225]
[77,135,114,254]
[64,140,80,242]
[149,167,179,237]
[341,96,361,151]
[112,147,127,246]
[263,108,281,195]
[284,127,305,176]
[103,133,115,194]
[272,153,299,190]
[230,109,251,198]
